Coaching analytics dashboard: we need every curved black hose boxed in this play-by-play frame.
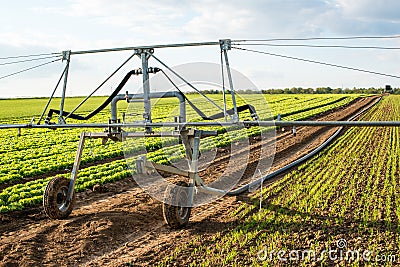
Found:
[46,70,136,121]
[227,96,382,196]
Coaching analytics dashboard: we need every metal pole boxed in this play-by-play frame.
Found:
[70,41,220,55]
[220,40,238,122]
[220,51,228,121]
[59,51,71,124]
[188,130,202,206]
[140,49,153,133]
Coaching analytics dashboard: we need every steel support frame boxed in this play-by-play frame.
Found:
[136,128,228,202]
[134,48,154,133]
[65,131,155,202]
[220,39,239,122]
[65,128,226,205]
[59,50,71,124]
[110,91,186,125]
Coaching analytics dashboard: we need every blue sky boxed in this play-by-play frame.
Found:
[1,0,400,97]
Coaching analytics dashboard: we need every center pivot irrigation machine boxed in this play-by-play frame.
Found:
[2,38,400,228]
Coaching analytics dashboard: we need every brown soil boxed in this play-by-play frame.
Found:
[0,95,380,267]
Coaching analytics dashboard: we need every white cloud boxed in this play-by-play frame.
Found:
[2,0,400,97]
[335,0,400,21]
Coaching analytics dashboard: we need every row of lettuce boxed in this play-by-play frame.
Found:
[0,125,264,212]
[0,95,359,185]
[0,94,361,213]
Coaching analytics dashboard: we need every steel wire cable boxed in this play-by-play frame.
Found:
[64,52,137,119]
[0,52,61,60]
[0,55,62,66]
[37,64,69,124]
[150,53,225,112]
[233,35,400,42]
[233,43,400,50]
[232,46,400,79]
[0,58,62,80]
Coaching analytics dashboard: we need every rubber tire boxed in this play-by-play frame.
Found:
[43,177,75,219]
[162,181,192,229]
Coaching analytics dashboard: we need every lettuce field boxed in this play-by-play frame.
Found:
[3,93,400,266]
[0,94,359,213]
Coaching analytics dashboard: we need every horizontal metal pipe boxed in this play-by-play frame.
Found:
[111,91,186,122]
[3,120,400,130]
[197,185,227,196]
[70,41,220,55]
[255,120,400,127]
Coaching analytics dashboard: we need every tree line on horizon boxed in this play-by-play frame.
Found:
[192,87,398,94]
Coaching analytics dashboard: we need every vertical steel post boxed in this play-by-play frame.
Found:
[59,50,71,124]
[139,49,153,132]
[187,130,202,206]
[220,40,238,122]
[220,52,228,121]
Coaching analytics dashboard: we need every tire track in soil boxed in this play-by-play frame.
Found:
[0,96,379,267]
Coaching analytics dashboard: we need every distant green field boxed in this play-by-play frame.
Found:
[0,96,123,120]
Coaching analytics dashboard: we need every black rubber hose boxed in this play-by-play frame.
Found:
[46,70,136,121]
[227,96,382,196]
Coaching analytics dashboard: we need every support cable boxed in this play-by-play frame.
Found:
[233,35,400,42]
[150,53,225,113]
[160,69,258,121]
[232,46,400,79]
[0,55,62,66]
[64,52,136,120]
[233,43,400,50]
[37,64,69,124]
[159,69,213,120]
[0,52,61,60]
[0,58,62,80]
[46,69,137,121]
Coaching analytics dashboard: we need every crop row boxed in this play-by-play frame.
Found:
[158,95,400,267]
[0,95,360,186]
[0,94,362,213]
[0,123,266,213]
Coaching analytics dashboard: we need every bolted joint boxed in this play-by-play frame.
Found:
[219,39,232,51]
[143,112,150,120]
[131,67,161,75]
[134,48,154,59]
[58,116,66,125]
[62,50,71,61]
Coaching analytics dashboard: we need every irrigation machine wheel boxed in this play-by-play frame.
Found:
[163,181,192,229]
[43,176,75,219]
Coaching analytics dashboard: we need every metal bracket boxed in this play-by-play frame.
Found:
[130,67,161,75]
[219,39,232,51]
[62,50,71,61]
[219,39,238,122]
[136,156,190,177]
[134,48,154,58]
